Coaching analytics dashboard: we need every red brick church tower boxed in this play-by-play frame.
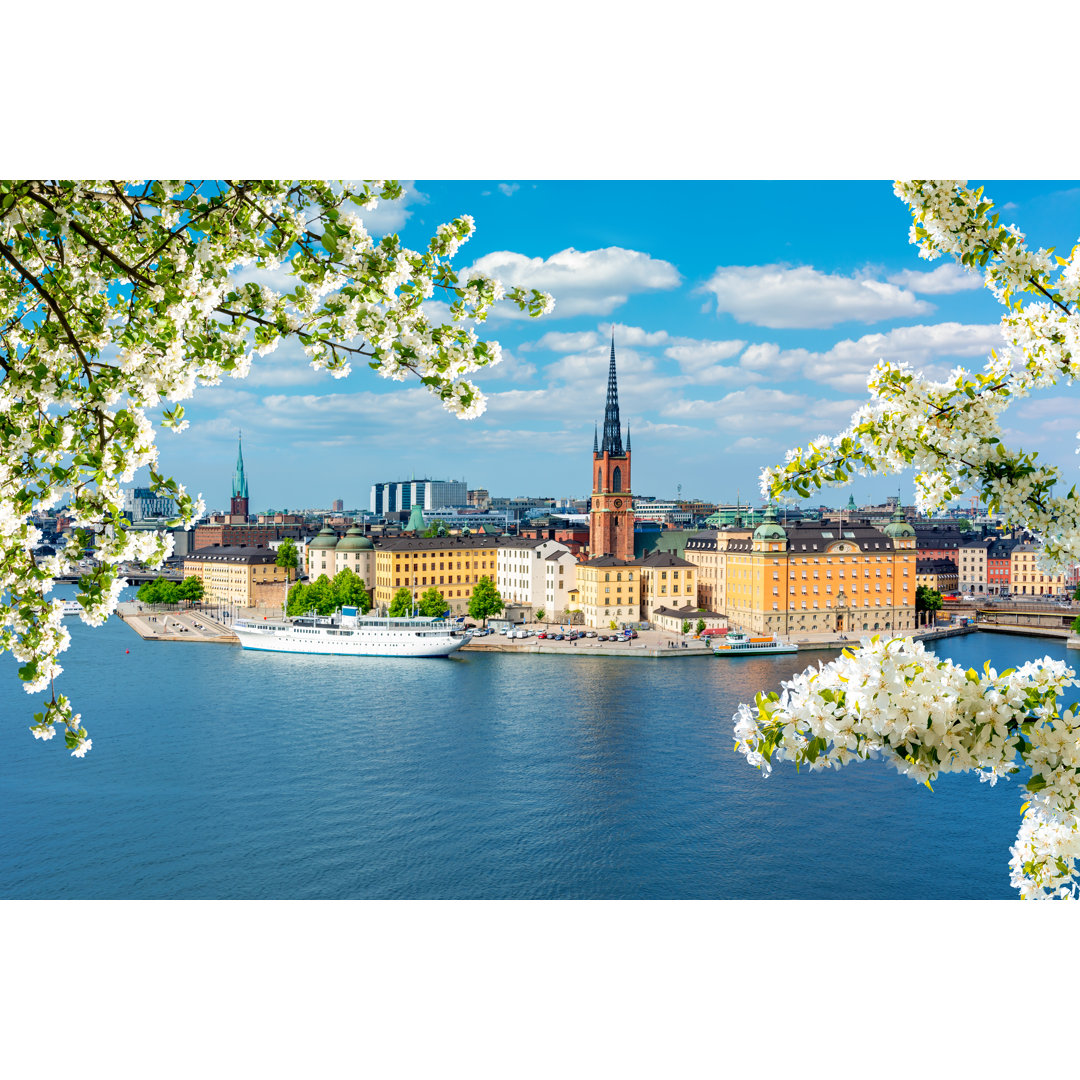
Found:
[589,333,634,560]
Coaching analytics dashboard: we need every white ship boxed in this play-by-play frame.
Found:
[231,606,468,658]
[59,600,83,616]
[713,631,798,656]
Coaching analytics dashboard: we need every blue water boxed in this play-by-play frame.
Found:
[1,593,1074,898]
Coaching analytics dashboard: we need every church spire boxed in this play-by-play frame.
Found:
[601,330,624,455]
[593,422,598,454]
[626,425,631,452]
[232,431,248,499]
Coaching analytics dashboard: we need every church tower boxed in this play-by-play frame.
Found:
[589,333,634,560]
[230,432,250,519]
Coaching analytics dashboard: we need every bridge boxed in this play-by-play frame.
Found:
[961,604,1077,638]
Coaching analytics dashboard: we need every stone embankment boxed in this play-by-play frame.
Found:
[116,603,238,644]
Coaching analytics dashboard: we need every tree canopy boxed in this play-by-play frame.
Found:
[914,585,943,613]
[287,568,370,617]
[417,586,447,618]
[467,577,503,624]
[388,587,414,618]
[135,574,203,605]
[0,180,551,754]
[275,538,299,579]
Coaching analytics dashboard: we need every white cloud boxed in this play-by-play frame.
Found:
[739,322,1002,392]
[661,388,862,433]
[701,263,933,328]
[474,348,537,382]
[887,263,983,295]
[547,345,655,385]
[525,329,603,353]
[729,436,776,452]
[664,338,746,372]
[498,182,520,197]
[463,246,682,319]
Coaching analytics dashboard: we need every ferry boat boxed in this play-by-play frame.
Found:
[231,606,467,658]
[713,631,798,656]
[59,600,83,617]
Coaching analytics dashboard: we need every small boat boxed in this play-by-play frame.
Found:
[59,600,83,617]
[713,631,797,656]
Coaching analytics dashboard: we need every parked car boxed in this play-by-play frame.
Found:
[629,631,639,639]
[537,631,547,639]
[585,631,596,638]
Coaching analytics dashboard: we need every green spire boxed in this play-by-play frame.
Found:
[232,432,248,499]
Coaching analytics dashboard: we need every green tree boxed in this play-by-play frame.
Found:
[275,538,299,582]
[417,586,447,618]
[389,587,414,618]
[957,518,973,532]
[696,618,706,634]
[467,576,504,625]
[533,607,545,623]
[682,620,691,634]
[136,576,180,604]
[177,575,204,602]
[332,568,371,613]
[307,574,337,616]
[286,582,311,616]
[915,585,943,625]
[422,519,449,538]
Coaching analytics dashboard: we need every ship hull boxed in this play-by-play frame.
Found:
[232,623,466,658]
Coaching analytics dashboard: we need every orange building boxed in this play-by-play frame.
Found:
[721,506,917,636]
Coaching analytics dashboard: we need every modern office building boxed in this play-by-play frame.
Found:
[369,479,468,516]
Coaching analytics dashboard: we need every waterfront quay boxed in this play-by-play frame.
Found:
[116,603,237,644]
[112,602,983,656]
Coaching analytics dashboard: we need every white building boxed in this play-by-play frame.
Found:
[497,537,577,618]
[421,507,512,531]
[123,487,177,521]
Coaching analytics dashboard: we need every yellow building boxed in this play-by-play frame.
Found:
[1010,543,1069,597]
[574,557,641,628]
[684,526,752,612]
[183,545,289,607]
[639,550,697,621]
[373,535,502,615]
[915,559,958,595]
[720,506,917,636]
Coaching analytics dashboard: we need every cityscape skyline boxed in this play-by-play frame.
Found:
[144,180,1080,510]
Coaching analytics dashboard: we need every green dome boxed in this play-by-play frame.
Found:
[308,524,340,551]
[753,505,787,541]
[883,507,915,539]
[336,523,374,551]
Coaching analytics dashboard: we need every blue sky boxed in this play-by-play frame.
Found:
[156,181,1080,514]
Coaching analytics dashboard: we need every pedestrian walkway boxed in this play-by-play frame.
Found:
[116,604,238,644]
